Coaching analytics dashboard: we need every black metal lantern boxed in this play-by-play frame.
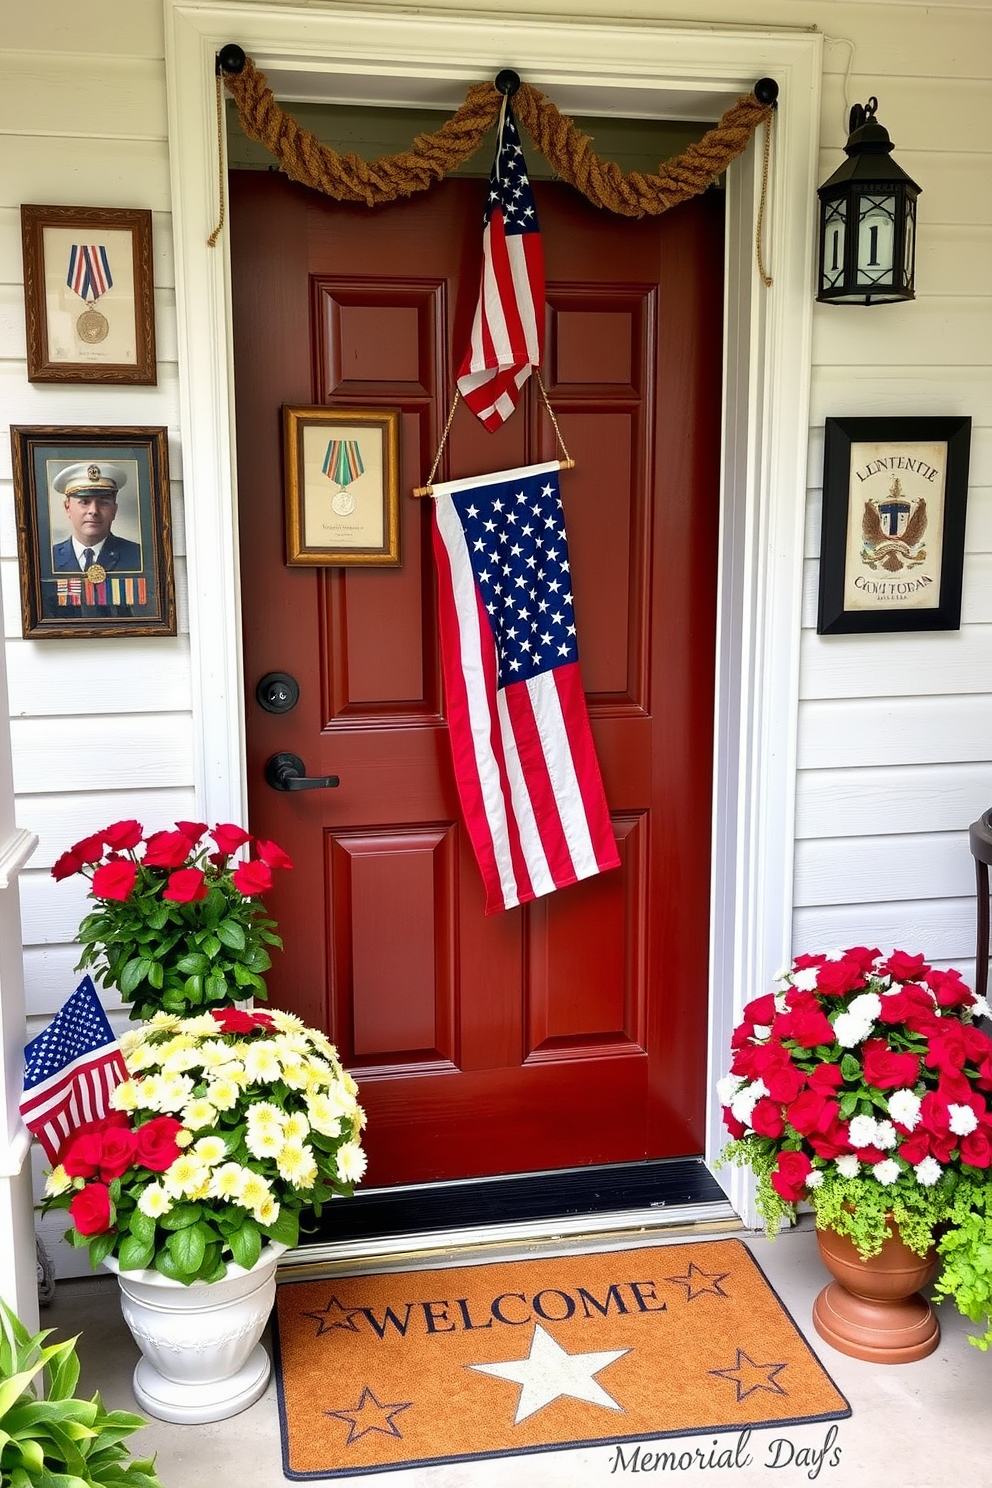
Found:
[817,98,921,305]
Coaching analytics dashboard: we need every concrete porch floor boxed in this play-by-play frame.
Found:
[44,1223,988,1488]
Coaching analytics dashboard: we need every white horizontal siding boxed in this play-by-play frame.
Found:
[796,762,992,839]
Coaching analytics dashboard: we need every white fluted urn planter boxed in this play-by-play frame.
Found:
[104,1242,286,1423]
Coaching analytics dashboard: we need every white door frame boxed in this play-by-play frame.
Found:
[164,2,822,1223]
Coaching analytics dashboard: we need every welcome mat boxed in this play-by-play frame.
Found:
[273,1239,849,1478]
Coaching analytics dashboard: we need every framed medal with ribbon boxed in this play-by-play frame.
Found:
[20,205,156,384]
[10,425,175,638]
[282,406,401,566]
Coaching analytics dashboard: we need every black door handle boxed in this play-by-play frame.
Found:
[264,752,340,792]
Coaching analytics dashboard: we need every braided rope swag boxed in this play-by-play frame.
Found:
[221,53,775,217]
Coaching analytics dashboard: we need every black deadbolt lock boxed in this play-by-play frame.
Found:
[256,672,300,714]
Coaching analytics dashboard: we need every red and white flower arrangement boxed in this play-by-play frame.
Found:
[720,947,992,1348]
[53,820,292,1022]
[41,1006,367,1283]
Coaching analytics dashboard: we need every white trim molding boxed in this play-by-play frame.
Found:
[164,2,821,1227]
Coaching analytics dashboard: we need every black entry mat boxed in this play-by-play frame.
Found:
[300,1158,727,1245]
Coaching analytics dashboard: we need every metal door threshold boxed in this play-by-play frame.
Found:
[281,1158,739,1277]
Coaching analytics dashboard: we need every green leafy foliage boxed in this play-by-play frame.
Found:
[0,1298,163,1488]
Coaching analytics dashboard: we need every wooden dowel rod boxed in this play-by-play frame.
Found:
[412,458,575,499]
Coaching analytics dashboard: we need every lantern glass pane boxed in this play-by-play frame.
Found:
[856,194,896,286]
[903,196,917,289]
[820,199,847,291]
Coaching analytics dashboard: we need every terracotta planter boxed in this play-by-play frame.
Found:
[812,1222,939,1363]
[104,1242,286,1423]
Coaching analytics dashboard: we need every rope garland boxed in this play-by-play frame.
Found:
[222,57,773,219]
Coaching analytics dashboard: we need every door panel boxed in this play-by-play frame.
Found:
[230,171,723,1186]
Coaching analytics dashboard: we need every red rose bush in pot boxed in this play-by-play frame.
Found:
[719,947,992,1348]
[54,819,291,1022]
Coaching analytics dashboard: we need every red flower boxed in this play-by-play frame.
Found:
[842,946,882,974]
[211,1007,257,1033]
[808,1116,852,1160]
[925,1024,972,1077]
[875,985,939,1031]
[926,967,974,1010]
[960,1128,992,1168]
[103,819,143,850]
[69,1182,112,1236]
[211,823,252,855]
[786,1089,840,1137]
[772,993,836,1049]
[51,848,83,881]
[814,958,867,997]
[134,1117,184,1172]
[723,1106,747,1140]
[256,837,293,871]
[808,1064,844,1094]
[59,1113,131,1176]
[897,1130,933,1165]
[175,820,208,845]
[91,859,138,901]
[862,1039,920,1091]
[770,1150,812,1202]
[750,1098,786,1139]
[95,1126,139,1181]
[232,859,273,897]
[163,867,208,904]
[72,832,106,864]
[142,830,194,869]
[882,950,930,982]
[792,953,826,971]
[742,993,777,1026]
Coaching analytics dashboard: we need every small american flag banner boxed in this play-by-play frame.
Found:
[456,99,544,431]
[19,976,127,1164]
[432,460,619,912]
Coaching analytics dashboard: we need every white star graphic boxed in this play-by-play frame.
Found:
[469,1323,629,1424]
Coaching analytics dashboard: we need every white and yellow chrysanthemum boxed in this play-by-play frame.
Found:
[176,1127,194,1148]
[269,1008,306,1034]
[351,1109,367,1137]
[163,1153,211,1198]
[110,1080,139,1113]
[133,1075,168,1111]
[205,1077,241,1111]
[282,1110,310,1143]
[148,1011,181,1032]
[243,1042,283,1083]
[209,1162,247,1200]
[136,1183,174,1219]
[193,1134,228,1165]
[118,1028,146,1058]
[236,1170,274,1213]
[197,1039,238,1072]
[177,1014,220,1038]
[245,1123,284,1160]
[161,1047,202,1076]
[44,1164,73,1197]
[306,1030,337,1061]
[276,1140,318,1188]
[181,1098,218,1131]
[336,1142,367,1184]
[342,1072,360,1098]
[253,1193,281,1227]
[305,1093,343,1137]
[277,1053,310,1089]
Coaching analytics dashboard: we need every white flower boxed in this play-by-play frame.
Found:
[716,1074,742,1106]
[835,1154,860,1178]
[44,1164,73,1197]
[887,1089,922,1131]
[110,1080,139,1112]
[193,1135,228,1165]
[163,1153,211,1199]
[177,1014,219,1037]
[254,1194,280,1227]
[847,991,882,1024]
[206,1077,240,1111]
[336,1142,367,1184]
[805,1169,824,1189]
[209,1162,247,1200]
[181,1098,218,1131]
[790,967,820,993]
[148,1012,181,1031]
[269,1008,306,1034]
[282,1111,311,1143]
[752,1024,772,1040]
[914,1156,943,1187]
[873,1120,898,1151]
[832,1013,873,1049]
[276,1141,318,1188]
[245,1123,284,1160]
[244,1042,283,1083]
[972,995,991,1020]
[848,1114,882,1149]
[948,1103,979,1136]
[729,1078,769,1126]
[159,1074,197,1111]
[137,1183,174,1218]
[236,1170,274,1214]
[872,1159,901,1186]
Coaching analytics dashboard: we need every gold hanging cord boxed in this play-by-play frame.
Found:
[412,377,574,499]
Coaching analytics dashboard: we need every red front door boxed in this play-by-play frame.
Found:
[230,170,723,1187]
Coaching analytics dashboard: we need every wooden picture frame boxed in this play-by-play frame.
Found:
[10,426,176,639]
[20,204,156,384]
[282,406,401,566]
[817,415,972,635]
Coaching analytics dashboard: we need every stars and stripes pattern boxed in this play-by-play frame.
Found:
[67,245,113,304]
[456,101,545,431]
[19,976,127,1164]
[432,461,619,913]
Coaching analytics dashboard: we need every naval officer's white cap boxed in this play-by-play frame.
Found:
[53,462,128,497]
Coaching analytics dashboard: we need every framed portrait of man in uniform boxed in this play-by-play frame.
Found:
[10,425,176,638]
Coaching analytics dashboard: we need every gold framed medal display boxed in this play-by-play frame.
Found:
[10,425,176,639]
[282,406,401,566]
[817,416,972,635]
[20,205,157,384]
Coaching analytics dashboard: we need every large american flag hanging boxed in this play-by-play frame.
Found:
[19,976,127,1164]
[456,100,544,431]
[432,460,619,912]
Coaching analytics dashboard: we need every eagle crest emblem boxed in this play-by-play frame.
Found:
[860,477,928,573]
